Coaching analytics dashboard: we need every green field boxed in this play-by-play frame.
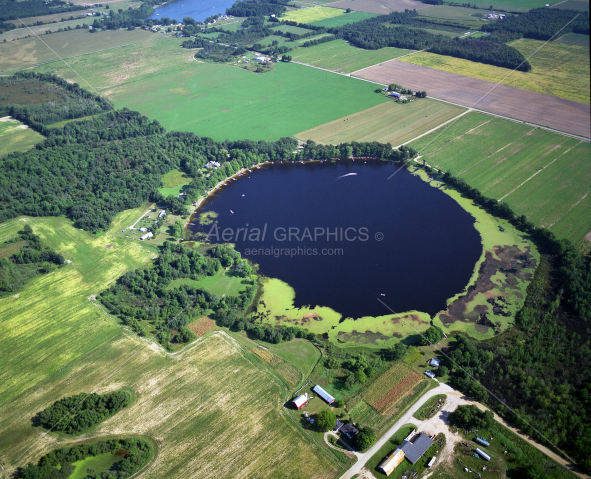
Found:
[0,17,93,43]
[410,112,591,242]
[282,6,347,23]
[258,34,296,48]
[108,61,388,141]
[270,24,313,35]
[556,32,590,46]
[266,339,321,378]
[295,100,465,147]
[309,11,378,28]
[0,118,45,155]
[292,39,411,73]
[0,212,341,478]
[418,5,491,21]
[158,169,192,197]
[550,0,589,10]
[446,0,552,11]
[167,270,249,297]
[70,453,123,479]
[0,28,154,72]
[401,38,591,104]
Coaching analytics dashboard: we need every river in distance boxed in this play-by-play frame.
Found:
[147,0,234,21]
[189,160,482,319]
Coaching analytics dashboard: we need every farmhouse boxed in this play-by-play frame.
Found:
[292,393,308,410]
[429,358,440,367]
[312,385,335,405]
[158,209,166,219]
[140,232,153,240]
[334,419,358,439]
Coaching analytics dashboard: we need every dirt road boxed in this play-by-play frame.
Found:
[353,60,591,138]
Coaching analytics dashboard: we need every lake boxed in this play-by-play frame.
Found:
[189,160,482,319]
[147,0,235,22]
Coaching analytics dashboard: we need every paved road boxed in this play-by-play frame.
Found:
[339,382,590,479]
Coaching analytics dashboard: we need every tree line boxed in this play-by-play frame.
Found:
[17,437,153,479]
[0,224,65,297]
[226,0,286,18]
[0,0,86,22]
[33,389,133,434]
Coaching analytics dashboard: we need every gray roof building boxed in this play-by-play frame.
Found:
[399,433,434,464]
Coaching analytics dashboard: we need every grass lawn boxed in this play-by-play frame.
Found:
[0,118,45,155]
[108,61,388,142]
[0,28,153,72]
[292,39,411,73]
[167,270,249,297]
[400,38,591,104]
[69,453,122,479]
[282,6,347,23]
[410,112,591,242]
[270,24,313,35]
[295,100,465,147]
[266,339,321,378]
[309,11,378,28]
[0,213,341,479]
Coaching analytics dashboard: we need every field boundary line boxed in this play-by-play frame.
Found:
[548,191,590,228]
[498,141,582,201]
[349,49,424,75]
[456,127,536,176]
[392,109,471,149]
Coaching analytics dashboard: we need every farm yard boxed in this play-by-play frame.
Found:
[291,39,411,73]
[401,38,591,104]
[295,100,465,147]
[354,60,591,138]
[324,0,431,15]
[107,61,389,141]
[0,214,341,479]
[0,29,153,72]
[410,112,591,243]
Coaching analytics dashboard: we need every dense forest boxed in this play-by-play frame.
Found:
[415,163,591,474]
[486,8,590,40]
[17,438,153,479]
[0,0,86,22]
[99,242,255,349]
[226,0,286,18]
[0,224,65,297]
[33,390,133,434]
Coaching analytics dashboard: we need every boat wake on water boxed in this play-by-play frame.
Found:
[337,173,358,179]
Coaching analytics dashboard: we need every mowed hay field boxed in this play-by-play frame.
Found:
[410,112,591,242]
[29,35,189,90]
[0,29,153,72]
[0,118,45,155]
[400,38,591,104]
[0,215,340,478]
[295,100,465,146]
[292,39,411,73]
[325,0,431,15]
[107,61,388,141]
[309,11,378,28]
[281,6,346,23]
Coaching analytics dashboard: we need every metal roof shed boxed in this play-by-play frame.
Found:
[476,448,491,461]
[476,437,490,447]
[377,448,405,476]
[312,385,335,404]
[429,358,440,367]
[424,370,436,379]
[400,433,434,464]
[426,456,436,468]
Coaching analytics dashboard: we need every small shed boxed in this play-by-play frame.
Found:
[426,456,436,468]
[312,385,335,405]
[378,448,405,476]
[476,448,491,461]
[429,358,440,367]
[424,370,436,379]
[476,437,490,447]
[140,232,153,240]
[292,393,308,410]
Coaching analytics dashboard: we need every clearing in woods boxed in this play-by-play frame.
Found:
[281,6,347,23]
[295,100,465,147]
[291,39,411,73]
[409,112,591,242]
[158,169,192,197]
[0,29,153,72]
[0,213,341,479]
[400,38,591,104]
[107,61,388,141]
[0,117,45,155]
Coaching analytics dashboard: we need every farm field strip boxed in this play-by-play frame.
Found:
[410,112,591,241]
[295,100,465,147]
[282,6,347,23]
[308,11,378,28]
[0,215,340,479]
[362,363,420,410]
[354,60,591,138]
[0,18,94,42]
[0,29,154,72]
[324,0,431,15]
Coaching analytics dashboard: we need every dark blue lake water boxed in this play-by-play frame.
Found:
[147,0,234,22]
[189,160,482,319]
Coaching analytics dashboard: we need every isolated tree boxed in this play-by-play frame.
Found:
[316,409,336,432]
[420,325,444,345]
[354,426,376,450]
[346,8,352,13]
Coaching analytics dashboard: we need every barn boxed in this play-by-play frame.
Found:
[312,385,335,405]
[390,92,401,98]
[292,393,308,410]
[378,448,405,475]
